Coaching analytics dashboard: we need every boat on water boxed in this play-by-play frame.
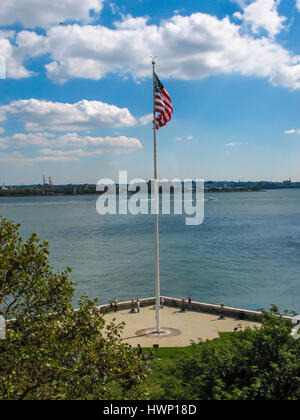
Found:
[208,197,218,201]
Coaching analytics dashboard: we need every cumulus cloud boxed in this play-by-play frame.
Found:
[0,132,143,163]
[39,13,300,89]
[0,30,50,79]
[52,133,143,149]
[16,31,50,57]
[0,132,56,148]
[0,34,35,79]
[0,0,104,28]
[0,99,138,131]
[234,0,287,38]
[0,10,300,89]
[139,113,153,126]
[297,0,300,12]
[0,131,142,149]
[284,129,300,134]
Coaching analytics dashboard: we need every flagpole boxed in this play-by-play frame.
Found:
[152,58,161,334]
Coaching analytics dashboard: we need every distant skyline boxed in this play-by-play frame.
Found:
[2,177,298,188]
[0,0,300,184]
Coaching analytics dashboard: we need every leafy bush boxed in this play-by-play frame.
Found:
[0,217,147,400]
[157,308,300,400]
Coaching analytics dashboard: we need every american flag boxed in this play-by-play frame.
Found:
[154,73,173,130]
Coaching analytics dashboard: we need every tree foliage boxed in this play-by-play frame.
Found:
[156,308,300,400]
[0,217,146,400]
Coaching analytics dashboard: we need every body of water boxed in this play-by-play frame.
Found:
[1,189,300,312]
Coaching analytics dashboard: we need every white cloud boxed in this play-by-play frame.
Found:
[51,133,143,149]
[16,31,50,57]
[0,34,34,79]
[270,61,300,89]
[0,10,299,90]
[232,0,247,6]
[38,148,97,157]
[0,151,78,163]
[139,113,153,126]
[0,132,56,148]
[296,1,300,12]
[37,146,138,157]
[0,30,15,39]
[109,3,118,15]
[108,2,125,17]
[225,142,241,147]
[0,99,137,131]
[0,132,142,162]
[0,132,142,149]
[174,8,185,15]
[40,13,300,89]
[0,30,50,79]
[175,135,193,141]
[234,0,287,38]
[284,129,300,134]
[0,0,104,28]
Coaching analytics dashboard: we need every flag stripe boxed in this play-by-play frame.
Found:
[154,73,173,130]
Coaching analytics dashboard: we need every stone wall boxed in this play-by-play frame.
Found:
[96,297,156,314]
[162,297,293,325]
[100,296,293,326]
[6,296,294,326]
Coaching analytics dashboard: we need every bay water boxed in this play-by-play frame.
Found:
[1,189,300,313]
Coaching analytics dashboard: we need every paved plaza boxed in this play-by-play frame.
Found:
[104,305,260,347]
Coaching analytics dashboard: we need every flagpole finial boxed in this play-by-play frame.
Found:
[151,56,156,66]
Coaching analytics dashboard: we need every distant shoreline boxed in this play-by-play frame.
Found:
[1,186,300,198]
[0,187,276,198]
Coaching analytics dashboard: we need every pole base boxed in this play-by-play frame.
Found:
[135,327,182,338]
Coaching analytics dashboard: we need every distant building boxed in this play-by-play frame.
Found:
[48,177,55,190]
[42,175,55,191]
[64,184,77,195]
[283,178,292,185]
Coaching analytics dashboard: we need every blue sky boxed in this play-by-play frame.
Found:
[0,0,300,185]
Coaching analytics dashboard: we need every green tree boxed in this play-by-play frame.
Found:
[0,217,147,400]
[156,308,300,400]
